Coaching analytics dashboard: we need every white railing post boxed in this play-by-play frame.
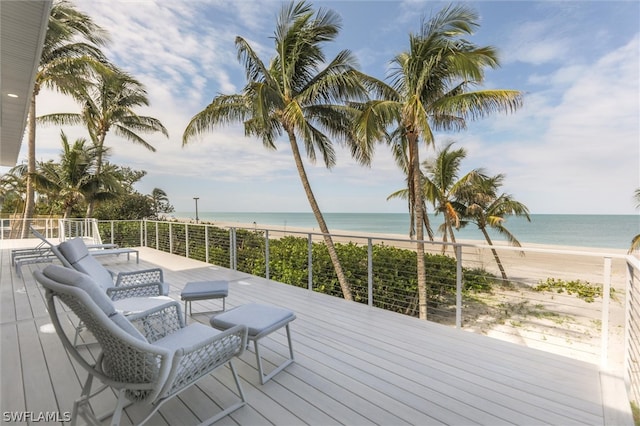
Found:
[308,234,313,291]
[229,227,236,270]
[169,222,173,254]
[205,225,209,264]
[456,245,463,329]
[368,238,373,307]
[265,230,270,280]
[601,257,612,369]
[185,223,189,258]
[155,221,159,250]
[110,221,115,245]
[625,260,633,389]
[233,228,238,270]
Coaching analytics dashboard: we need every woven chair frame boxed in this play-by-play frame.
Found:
[35,269,247,426]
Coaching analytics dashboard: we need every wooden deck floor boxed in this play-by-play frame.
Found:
[0,245,633,425]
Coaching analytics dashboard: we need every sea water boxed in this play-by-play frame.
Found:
[175,212,639,250]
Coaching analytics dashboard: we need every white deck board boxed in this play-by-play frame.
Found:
[0,246,632,425]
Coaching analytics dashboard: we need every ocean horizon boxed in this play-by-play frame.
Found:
[173,212,639,251]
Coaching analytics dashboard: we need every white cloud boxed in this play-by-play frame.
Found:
[4,1,638,216]
[470,35,640,214]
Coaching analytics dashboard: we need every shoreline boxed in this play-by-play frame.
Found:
[169,216,630,256]
[171,211,639,251]
[169,215,632,290]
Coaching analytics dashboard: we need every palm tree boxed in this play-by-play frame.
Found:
[39,65,169,217]
[630,188,640,254]
[352,4,523,319]
[183,1,375,301]
[463,173,531,280]
[423,142,484,248]
[34,131,121,218]
[149,188,170,218]
[386,138,435,240]
[0,165,28,216]
[22,0,109,236]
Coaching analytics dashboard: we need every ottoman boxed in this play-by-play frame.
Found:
[210,303,296,384]
[180,280,228,323]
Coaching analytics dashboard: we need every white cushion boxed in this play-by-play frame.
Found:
[58,238,114,291]
[42,265,115,316]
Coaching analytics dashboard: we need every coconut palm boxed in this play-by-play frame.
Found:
[386,137,435,240]
[352,4,522,319]
[39,65,169,217]
[149,188,172,218]
[0,165,28,216]
[630,188,640,254]
[183,1,375,301]
[22,0,109,236]
[34,131,122,218]
[463,173,530,280]
[423,141,485,247]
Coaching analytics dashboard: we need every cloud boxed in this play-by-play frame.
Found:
[469,35,640,214]
[4,1,638,216]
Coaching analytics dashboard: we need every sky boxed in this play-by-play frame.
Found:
[5,0,640,214]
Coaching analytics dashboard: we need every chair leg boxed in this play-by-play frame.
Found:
[110,390,128,426]
[196,360,246,425]
[136,361,246,426]
[72,373,101,426]
[71,374,90,426]
[230,360,246,403]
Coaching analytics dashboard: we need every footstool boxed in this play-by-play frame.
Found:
[180,280,228,323]
[210,303,296,384]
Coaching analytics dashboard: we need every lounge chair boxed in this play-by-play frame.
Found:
[12,226,135,277]
[54,237,172,345]
[34,265,247,426]
[55,237,169,297]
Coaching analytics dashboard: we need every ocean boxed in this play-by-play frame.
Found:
[174,212,639,250]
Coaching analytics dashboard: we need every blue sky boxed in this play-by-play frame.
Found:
[7,0,640,214]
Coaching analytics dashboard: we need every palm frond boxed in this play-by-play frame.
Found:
[113,126,157,152]
[37,113,84,127]
[183,94,250,145]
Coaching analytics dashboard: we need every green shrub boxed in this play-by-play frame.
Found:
[534,278,603,303]
[105,222,498,319]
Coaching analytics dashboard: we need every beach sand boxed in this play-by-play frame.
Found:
[176,217,633,370]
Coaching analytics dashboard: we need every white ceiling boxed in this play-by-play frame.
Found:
[1,0,52,167]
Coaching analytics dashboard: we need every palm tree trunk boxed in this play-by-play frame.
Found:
[22,91,38,238]
[286,130,353,301]
[422,201,434,241]
[85,132,105,217]
[408,132,427,320]
[480,227,508,281]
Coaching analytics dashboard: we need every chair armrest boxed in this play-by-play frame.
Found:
[127,301,184,342]
[115,268,164,287]
[107,282,164,300]
[179,324,247,356]
[167,325,247,395]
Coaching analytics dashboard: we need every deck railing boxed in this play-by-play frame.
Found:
[3,217,639,403]
[626,256,640,404]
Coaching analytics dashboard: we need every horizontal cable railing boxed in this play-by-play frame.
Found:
[3,217,637,393]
